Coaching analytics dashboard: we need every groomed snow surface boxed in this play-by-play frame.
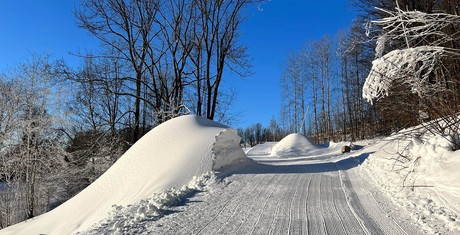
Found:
[0,118,459,234]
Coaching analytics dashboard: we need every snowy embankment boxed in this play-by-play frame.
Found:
[351,127,460,234]
[0,115,251,235]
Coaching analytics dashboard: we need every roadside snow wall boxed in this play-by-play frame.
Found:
[0,115,248,235]
[212,129,250,170]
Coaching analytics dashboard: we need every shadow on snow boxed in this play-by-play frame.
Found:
[234,152,374,175]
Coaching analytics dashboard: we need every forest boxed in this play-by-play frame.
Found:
[242,0,460,147]
[1,0,460,229]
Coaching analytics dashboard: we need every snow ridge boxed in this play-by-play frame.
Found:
[0,115,250,235]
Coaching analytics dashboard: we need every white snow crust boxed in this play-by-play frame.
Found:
[270,133,323,157]
[0,115,248,235]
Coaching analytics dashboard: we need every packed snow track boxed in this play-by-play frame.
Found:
[126,155,423,235]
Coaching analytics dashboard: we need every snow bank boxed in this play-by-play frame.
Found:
[83,172,218,234]
[357,129,460,233]
[0,115,248,235]
[406,135,460,215]
[271,133,323,157]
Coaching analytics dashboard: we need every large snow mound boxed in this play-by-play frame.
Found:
[271,133,323,157]
[245,142,277,156]
[0,115,248,235]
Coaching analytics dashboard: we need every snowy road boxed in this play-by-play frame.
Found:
[125,154,424,235]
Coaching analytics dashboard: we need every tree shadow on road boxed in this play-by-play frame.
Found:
[231,152,374,175]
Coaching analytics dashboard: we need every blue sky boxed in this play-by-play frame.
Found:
[0,0,356,128]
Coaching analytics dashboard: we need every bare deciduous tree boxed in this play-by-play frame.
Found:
[0,55,67,226]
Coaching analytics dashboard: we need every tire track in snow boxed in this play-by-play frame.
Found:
[338,168,383,234]
[306,173,327,234]
[249,173,286,235]
[189,165,287,235]
[322,172,347,235]
[195,173,276,234]
[214,172,279,234]
[289,172,311,234]
[269,172,302,235]
[331,167,367,235]
[342,167,419,235]
[235,171,284,234]
[161,173,253,235]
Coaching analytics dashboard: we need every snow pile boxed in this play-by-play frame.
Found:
[82,172,217,235]
[245,142,277,156]
[0,115,249,235]
[356,128,460,233]
[270,133,323,157]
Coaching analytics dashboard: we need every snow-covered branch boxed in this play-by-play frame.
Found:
[363,46,460,103]
[370,8,460,57]
[363,7,460,103]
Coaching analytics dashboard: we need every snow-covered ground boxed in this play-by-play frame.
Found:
[0,117,459,235]
[352,128,460,234]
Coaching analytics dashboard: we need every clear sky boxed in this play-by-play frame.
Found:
[0,0,357,128]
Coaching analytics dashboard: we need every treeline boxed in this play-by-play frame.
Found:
[279,0,460,144]
[237,118,288,147]
[279,30,376,143]
[0,0,262,228]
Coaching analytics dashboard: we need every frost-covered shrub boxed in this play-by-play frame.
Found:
[363,7,460,103]
[363,7,460,141]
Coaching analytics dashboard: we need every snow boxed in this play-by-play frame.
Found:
[249,127,460,234]
[270,133,323,157]
[1,116,459,234]
[405,133,460,215]
[351,127,460,234]
[363,8,460,104]
[245,142,277,156]
[362,46,447,103]
[0,115,249,235]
